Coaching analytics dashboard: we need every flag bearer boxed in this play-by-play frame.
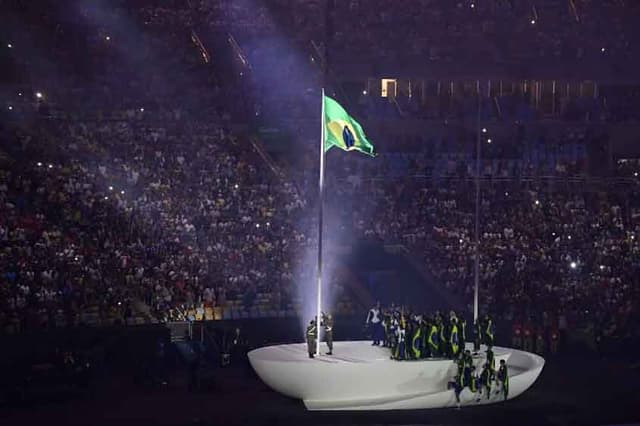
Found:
[321,312,334,355]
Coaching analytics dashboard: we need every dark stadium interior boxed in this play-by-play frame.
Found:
[1,0,640,425]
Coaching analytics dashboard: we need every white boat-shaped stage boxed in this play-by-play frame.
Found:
[248,341,544,411]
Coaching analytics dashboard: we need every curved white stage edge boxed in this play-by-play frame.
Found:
[248,341,544,411]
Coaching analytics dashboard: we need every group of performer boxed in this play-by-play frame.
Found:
[365,303,495,360]
[449,347,509,405]
[304,304,509,405]
[366,303,508,405]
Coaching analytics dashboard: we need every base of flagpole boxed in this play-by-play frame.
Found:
[248,341,544,411]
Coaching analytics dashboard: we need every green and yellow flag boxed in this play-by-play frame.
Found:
[324,95,375,157]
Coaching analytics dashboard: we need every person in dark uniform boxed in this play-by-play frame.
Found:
[463,349,473,368]
[427,319,440,358]
[432,313,444,357]
[397,317,408,360]
[306,319,317,358]
[411,318,424,359]
[452,371,464,407]
[321,312,334,355]
[486,347,495,381]
[449,317,460,358]
[459,316,467,352]
[473,319,482,352]
[496,359,509,400]
[484,314,495,348]
[477,362,492,401]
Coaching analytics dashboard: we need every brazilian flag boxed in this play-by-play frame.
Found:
[324,95,375,157]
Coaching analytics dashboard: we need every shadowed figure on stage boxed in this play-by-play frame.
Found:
[321,312,334,355]
[306,319,317,358]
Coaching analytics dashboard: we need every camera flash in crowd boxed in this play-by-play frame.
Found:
[105,36,111,41]
[362,90,367,95]
[487,138,492,144]
[567,235,572,240]
[104,196,109,200]
[109,186,114,191]
[139,107,144,112]
[634,172,638,177]
[18,92,22,96]
[37,162,43,167]
[570,261,577,269]
[530,19,536,25]
[256,223,260,228]
[601,47,606,53]
[120,190,125,195]
[234,184,239,189]
[600,265,605,271]
[459,239,463,244]
[470,3,475,8]
[482,128,487,133]
[8,105,13,110]
[535,200,540,206]
[7,43,12,49]
[48,164,53,169]
[36,92,43,99]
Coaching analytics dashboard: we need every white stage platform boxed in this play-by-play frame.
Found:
[248,340,544,410]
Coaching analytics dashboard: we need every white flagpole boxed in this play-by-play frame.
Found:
[316,88,326,356]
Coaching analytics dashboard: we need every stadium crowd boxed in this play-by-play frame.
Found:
[0,116,339,332]
[1,0,639,356]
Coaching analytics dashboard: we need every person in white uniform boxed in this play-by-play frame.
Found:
[366,302,383,345]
